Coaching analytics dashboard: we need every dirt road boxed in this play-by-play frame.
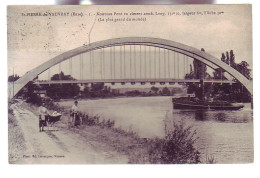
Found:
[10,102,129,164]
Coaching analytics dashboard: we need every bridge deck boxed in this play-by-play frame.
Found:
[33,79,236,85]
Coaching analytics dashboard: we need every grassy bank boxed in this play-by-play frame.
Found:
[8,106,26,164]
[20,100,201,164]
[20,101,151,163]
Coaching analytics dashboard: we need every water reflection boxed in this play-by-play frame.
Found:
[177,108,252,123]
[213,112,227,122]
[170,106,253,163]
[194,110,207,121]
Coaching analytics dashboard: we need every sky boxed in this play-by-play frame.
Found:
[7,5,252,78]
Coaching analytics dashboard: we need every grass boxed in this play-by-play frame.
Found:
[8,108,26,164]
[206,154,217,164]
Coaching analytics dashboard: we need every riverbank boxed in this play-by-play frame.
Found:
[58,95,172,102]
[13,101,153,163]
[9,101,131,163]
[9,100,202,164]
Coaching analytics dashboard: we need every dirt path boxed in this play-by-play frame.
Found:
[11,102,129,164]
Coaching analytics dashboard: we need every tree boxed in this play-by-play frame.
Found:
[185,64,194,79]
[221,53,225,62]
[51,71,74,81]
[230,50,236,68]
[225,51,230,65]
[212,50,252,102]
[125,90,141,97]
[102,86,111,96]
[83,86,90,97]
[45,72,80,99]
[185,48,209,97]
[193,48,207,79]
[25,82,42,104]
[214,53,227,80]
[235,61,251,80]
[219,50,251,79]
[88,83,105,97]
[8,74,20,82]
[91,83,105,92]
[162,87,171,96]
[151,86,159,94]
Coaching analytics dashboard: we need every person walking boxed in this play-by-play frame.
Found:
[38,102,49,132]
[67,102,75,129]
[71,100,81,128]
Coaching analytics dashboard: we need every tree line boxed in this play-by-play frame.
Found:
[21,71,178,104]
[185,49,252,102]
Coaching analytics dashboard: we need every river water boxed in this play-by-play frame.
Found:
[59,96,253,163]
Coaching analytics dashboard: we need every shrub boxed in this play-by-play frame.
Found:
[105,119,115,128]
[44,97,62,112]
[8,106,14,115]
[149,121,200,164]
[81,114,100,126]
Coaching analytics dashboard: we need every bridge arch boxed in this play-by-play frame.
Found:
[11,37,253,98]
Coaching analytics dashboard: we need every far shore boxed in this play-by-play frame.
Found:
[58,95,173,102]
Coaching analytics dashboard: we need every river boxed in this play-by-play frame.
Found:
[58,96,253,163]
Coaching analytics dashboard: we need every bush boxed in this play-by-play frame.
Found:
[8,106,14,115]
[44,97,63,112]
[149,121,200,164]
[26,94,42,105]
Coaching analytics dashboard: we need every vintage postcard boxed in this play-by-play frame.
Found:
[8,5,253,164]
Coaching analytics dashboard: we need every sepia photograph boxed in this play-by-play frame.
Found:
[7,4,253,164]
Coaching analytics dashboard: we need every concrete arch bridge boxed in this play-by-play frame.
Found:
[9,37,253,99]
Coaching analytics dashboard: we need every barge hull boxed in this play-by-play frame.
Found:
[173,102,244,110]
